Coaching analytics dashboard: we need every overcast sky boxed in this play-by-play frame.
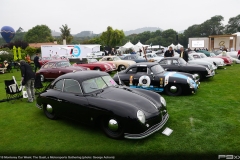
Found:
[1,0,239,34]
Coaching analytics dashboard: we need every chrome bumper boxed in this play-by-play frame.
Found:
[124,113,169,139]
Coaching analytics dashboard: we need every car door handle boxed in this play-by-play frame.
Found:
[57,99,62,102]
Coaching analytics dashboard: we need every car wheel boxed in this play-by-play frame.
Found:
[165,84,182,96]
[101,117,124,139]
[40,74,45,82]
[94,67,101,71]
[43,104,57,120]
[118,65,126,71]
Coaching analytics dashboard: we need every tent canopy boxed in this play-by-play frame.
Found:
[122,41,134,49]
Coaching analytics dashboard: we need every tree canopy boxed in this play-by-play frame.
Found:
[59,24,73,44]
[100,26,125,48]
[24,25,53,43]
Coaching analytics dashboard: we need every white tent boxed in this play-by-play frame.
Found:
[168,43,176,49]
[175,43,183,49]
[135,41,144,47]
[122,41,134,49]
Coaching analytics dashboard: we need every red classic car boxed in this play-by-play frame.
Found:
[39,56,69,66]
[72,58,117,72]
[36,60,89,81]
[210,53,233,65]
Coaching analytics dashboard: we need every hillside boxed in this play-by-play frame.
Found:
[124,27,163,36]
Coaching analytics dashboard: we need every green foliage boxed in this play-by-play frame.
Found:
[25,46,37,56]
[100,26,125,48]
[59,24,73,44]
[225,14,240,34]
[24,25,53,43]
[0,49,13,62]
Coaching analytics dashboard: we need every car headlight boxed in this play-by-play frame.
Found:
[187,77,195,88]
[160,96,166,107]
[87,68,90,70]
[72,70,76,72]
[137,110,145,124]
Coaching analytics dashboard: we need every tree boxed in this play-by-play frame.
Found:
[59,24,73,44]
[201,15,225,35]
[225,14,240,34]
[100,26,125,48]
[16,27,24,33]
[24,25,53,43]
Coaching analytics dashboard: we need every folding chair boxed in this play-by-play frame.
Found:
[34,75,45,95]
[4,79,22,103]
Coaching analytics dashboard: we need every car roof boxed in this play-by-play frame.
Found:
[55,71,109,82]
[160,57,179,60]
[130,62,159,67]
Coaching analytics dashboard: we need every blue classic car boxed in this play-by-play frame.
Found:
[113,62,200,96]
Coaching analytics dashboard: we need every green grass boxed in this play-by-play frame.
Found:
[0,66,240,159]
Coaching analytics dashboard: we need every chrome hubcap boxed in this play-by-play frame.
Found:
[120,66,125,70]
[170,86,177,93]
[108,119,118,131]
[40,75,44,81]
[46,104,53,113]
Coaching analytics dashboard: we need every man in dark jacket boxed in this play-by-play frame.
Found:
[34,53,41,72]
[179,47,189,62]
[20,60,36,103]
[164,47,174,57]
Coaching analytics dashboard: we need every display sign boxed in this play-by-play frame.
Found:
[192,40,204,48]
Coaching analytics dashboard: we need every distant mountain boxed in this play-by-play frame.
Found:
[124,27,163,36]
[51,30,61,37]
[74,31,94,37]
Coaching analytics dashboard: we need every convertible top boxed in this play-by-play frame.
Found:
[55,71,109,82]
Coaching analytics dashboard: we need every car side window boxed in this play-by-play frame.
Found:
[173,60,179,65]
[193,55,200,58]
[63,79,82,94]
[127,67,137,74]
[137,67,148,73]
[52,79,64,91]
[159,60,167,65]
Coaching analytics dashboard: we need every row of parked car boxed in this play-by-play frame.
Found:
[35,50,238,140]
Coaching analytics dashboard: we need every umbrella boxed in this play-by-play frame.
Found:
[18,47,22,60]
[13,46,18,61]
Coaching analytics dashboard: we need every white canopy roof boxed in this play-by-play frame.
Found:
[175,43,183,49]
[122,41,134,49]
[168,43,176,49]
[135,41,143,47]
[233,32,240,36]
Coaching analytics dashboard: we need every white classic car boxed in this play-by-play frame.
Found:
[188,54,217,70]
[189,52,225,68]
[217,52,240,64]
[141,53,164,62]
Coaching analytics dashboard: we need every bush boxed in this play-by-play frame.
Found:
[0,53,14,62]
[25,46,37,57]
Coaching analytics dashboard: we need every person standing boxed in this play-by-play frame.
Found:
[164,46,174,57]
[34,53,41,72]
[179,47,189,62]
[110,48,115,55]
[25,54,31,64]
[20,60,36,103]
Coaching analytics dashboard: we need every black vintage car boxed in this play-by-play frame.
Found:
[159,57,215,81]
[112,62,199,96]
[36,71,169,139]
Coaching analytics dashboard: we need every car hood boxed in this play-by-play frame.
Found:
[97,87,159,113]
[189,59,211,65]
[183,63,207,69]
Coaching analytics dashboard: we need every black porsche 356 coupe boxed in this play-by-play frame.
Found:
[159,57,215,81]
[36,71,169,139]
[112,62,200,96]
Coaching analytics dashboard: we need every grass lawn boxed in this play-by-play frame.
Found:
[0,65,240,159]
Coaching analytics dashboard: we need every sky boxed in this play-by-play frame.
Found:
[1,0,240,34]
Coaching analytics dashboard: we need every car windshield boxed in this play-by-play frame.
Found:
[150,64,164,74]
[210,53,216,57]
[88,59,98,63]
[179,58,187,64]
[200,54,207,58]
[82,75,118,93]
[113,57,121,61]
[56,61,71,67]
